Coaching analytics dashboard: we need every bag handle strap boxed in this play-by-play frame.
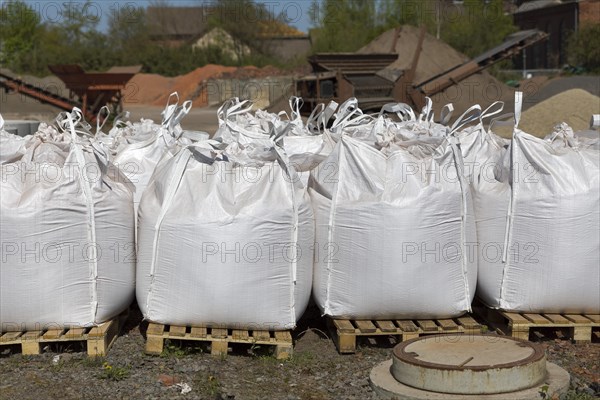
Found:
[448,105,482,135]
[169,100,193,139]
[331,97,362,131]
[379,102,415,122]
[480,101,504,124]
[514,91,523,130]
[55,108,94,140]
[317,101,338,132]
[95,105,110,135]
[289,96,304,122]
[306,103,325,128]
[217,98,253,125]
[419,97,434,122]
[161,92,180,126]
[439,104,454,125]
[306,100,338,134]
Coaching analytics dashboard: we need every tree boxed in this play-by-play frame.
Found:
[440,0,516,58]
[0,1,42,72]
[107,5,152,67]
[310,0,378,52]
[567,23,600,73]
[206,0,281,64]
[378,0,439,37]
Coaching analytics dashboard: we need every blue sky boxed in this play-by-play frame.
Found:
[20,0,316,33]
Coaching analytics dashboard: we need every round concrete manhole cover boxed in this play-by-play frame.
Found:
[392,334,546,394]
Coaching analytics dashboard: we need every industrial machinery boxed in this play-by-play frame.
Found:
[0,64,141,122]
[295,28,548,114]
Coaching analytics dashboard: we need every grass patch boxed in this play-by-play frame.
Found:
[193,373,222,397]
[100,362,130,381]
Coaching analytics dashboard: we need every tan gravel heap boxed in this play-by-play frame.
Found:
[520,89,600,137]
[358,25,514,117]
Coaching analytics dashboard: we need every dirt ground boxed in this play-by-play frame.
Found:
[0,304,598,400]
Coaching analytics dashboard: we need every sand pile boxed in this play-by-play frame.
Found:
[358,26,514,117]
[127,64,287,106]
[520,89,600,137]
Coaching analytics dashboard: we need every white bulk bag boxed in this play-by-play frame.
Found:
[112,94,207,216]
[279,97,337,174]
[215,97,336,179]
[0,110,135,331]
[476,93,600,313]
[309,110,478,319]
[457,102,510,184]
[0,114,32,165]
[136,137,314,329]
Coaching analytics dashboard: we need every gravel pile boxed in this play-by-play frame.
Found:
[520,88,600,137]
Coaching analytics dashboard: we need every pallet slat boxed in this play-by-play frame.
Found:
[396,320,419,333]
[21,331,42,341]
[253,330,271,341]
[274,331,292,343]
[232,330,249,341]
[437,319,459,331]
[355,320,377,333]
[564,314,592,324]
[88,321,112,338]
[0,332,22,343]
[502,312,531,326]
[145,323,292,359]
[329,316,482,354]
[169,326,187,337]
[374,320,397,332]
[147,323,164,336]
[416,320,439,332]
[333,319,355,333]
[541,314,570,324]
[43,329,64,340]
[190,327,207,339]
[0,311,126,357]
[584,314,600,323]
[64,327,85,339]
[478,306,599,343]
[211,328,228,339]
[523,314,550,324]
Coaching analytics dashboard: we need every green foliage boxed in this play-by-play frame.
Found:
[441,0,516,58]
[0,0,42,71]
[193,373,222,397]
[161,340,188,358]
[81,356,106,368]
[567,23,600,73]
[562,390,598,400]
[310,0,379,52]
[379,0,439,36]
[1,0,521,77]
[0,0,285,77]
[100,361,130,381]
[311,0,517,59]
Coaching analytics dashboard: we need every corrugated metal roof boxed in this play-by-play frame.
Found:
[515,0,565,14]
[308,53,399,74]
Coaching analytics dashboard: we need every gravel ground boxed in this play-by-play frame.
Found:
[0,305,598,400]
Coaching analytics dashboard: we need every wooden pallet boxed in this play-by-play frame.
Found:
[145,323,293,360]
[327,315,482,354]
[477,307,600,343]
[0,311,128,356]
